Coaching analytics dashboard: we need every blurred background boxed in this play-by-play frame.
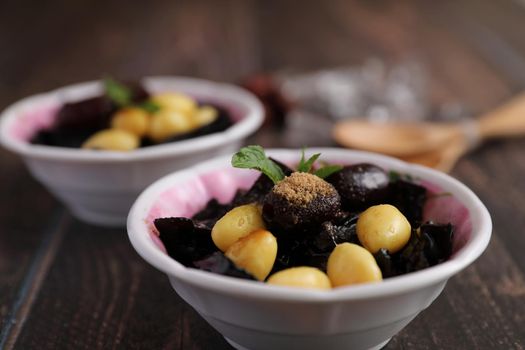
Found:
[2,0,525,160]
[1,0,520,118]
[2,0,525,349]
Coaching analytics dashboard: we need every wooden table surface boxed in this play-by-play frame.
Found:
[1,1,524,349]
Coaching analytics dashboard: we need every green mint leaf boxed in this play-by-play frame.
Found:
[297,149,321,173]
[388,170,414,182]
[297,148,307,171]
[137,101,161,114]
[388,170,401,182]
[303,153,321,172]
[231,145,285,184]
[314,164,343,179]
[104,78,132,107]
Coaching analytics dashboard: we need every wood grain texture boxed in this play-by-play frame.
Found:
[13,220,231,350]
[0,149,61,332]
[1,0,525,349]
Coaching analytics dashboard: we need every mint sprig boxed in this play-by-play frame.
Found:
[232,145,344,183]
[137,100,161,113]
[388,170,414,182]
[314,164,343,179]
[297,148,321,173]
[231,145,285,184]
[104,78,132,107]
[104,78,161,114]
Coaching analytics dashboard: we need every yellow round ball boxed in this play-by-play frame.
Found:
[356,204,411,254]
[267,267,331,290]
[225,229,277,281]
[211,204,266,252]
[327,243,382,287]
[111,107,150,137]
[193,106,218,127]
[151,92,197,116]
[81,129,139,151]
[148,109,194,142]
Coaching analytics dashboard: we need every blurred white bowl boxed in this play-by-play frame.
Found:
[127,148,491,350]
[0,77,263,226]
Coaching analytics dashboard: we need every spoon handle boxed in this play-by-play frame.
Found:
[478,92,525,139]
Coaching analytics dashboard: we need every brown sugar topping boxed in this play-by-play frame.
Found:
[273,172,337,205]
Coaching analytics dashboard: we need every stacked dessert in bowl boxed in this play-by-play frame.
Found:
[127,146,491,350]
[0,77,263,226]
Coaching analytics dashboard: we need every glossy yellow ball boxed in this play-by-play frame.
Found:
[267,267,331,290]
[211,204,266,252]
[111,107,150,137]
[81,129,139,151]
[225,229,277,281]
[151,92,197,116]
[356,204,411,254]
[148,109,194,142]
[327,243,382,287]
[193,106,218,127]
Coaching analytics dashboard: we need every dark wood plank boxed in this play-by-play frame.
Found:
[425,0,525,90]
[0,149,63,333]
[0,212,69,349]
[13,220,231,350]
[458,140,525,271]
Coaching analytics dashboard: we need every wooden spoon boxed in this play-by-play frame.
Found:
[398,134,469,172]
[334,120,459,157]
[333,92,525,158]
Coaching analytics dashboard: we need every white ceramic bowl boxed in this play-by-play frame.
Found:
[0,77,263,226]
[127,148,491,350]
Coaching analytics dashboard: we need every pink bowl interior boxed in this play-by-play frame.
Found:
[9,103,60,142]
[8,92,246,143]
[146,165,472,256]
